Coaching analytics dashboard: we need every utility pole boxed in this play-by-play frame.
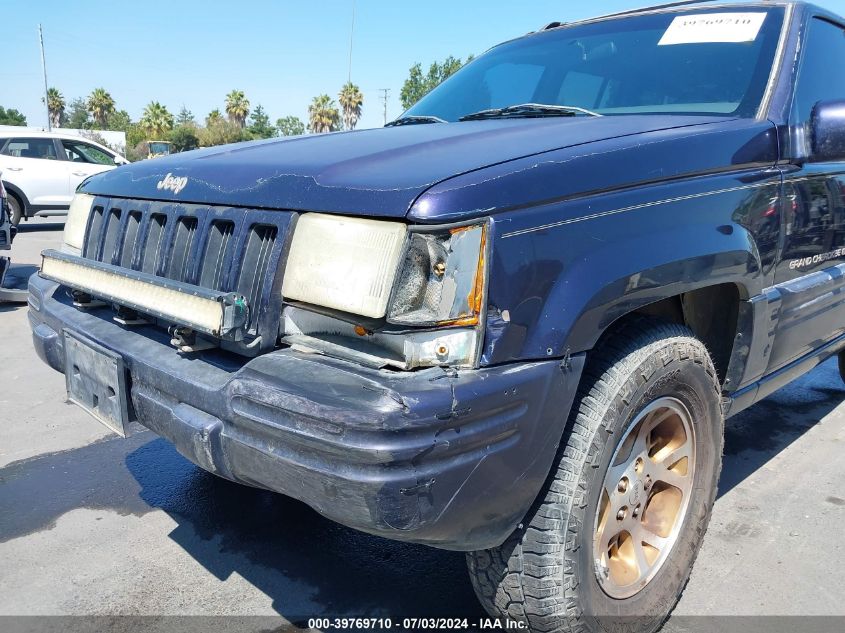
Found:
[347,0,356,84]
[39,24,51,131]
[379,88,390,126]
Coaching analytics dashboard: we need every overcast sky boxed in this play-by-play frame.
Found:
[5,0,845,131]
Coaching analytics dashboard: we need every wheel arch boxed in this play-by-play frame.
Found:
[594,282,751,390]
[555,253,760,392]
[1,181,30,217]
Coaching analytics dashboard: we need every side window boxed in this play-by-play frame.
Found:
[62,140,114,165]
[1,138,58,160]
[792,18,845,124]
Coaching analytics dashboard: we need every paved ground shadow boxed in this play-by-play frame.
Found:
[0,431,483,620]
[717,357,844,497]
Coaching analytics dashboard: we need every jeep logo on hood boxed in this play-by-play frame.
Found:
[156,173,188,195]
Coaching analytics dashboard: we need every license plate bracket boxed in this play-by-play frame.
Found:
[63,330,130,437]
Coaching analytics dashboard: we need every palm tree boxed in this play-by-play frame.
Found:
[308,94,340,134]
[43,87,65,128]
[139,101,174,139]
[206,109,224,126]
[225,90,250,128]
[87,88,115,128]
[338,82,363,131]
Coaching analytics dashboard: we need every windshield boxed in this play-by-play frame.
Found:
[149,142,171,154]
[403,7,785,121]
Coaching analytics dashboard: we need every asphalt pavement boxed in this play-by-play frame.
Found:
[1,218,844,630]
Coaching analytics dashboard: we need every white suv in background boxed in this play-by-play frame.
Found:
[0,131,128,225]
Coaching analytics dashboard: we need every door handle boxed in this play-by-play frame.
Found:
[6,167,22,171]
[72,171,87,177]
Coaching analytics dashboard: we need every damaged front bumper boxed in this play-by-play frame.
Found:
[28,274,584,551]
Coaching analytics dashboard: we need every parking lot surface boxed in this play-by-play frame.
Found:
[2,220,845,629]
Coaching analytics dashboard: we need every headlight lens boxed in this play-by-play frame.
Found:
[282,213,407,318]
[388,224,485,326]
[63,193,95,254]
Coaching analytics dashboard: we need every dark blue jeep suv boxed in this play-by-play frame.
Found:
[27,1,845,630]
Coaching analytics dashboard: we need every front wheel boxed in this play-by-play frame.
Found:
[6,194,23,226]
[466,318,723,633]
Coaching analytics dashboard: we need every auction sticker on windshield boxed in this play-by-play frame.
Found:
[659,12,766,45]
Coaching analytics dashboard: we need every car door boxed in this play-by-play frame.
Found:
[0,137,70,207]
[60,139,116,193]
[767,16,845,372]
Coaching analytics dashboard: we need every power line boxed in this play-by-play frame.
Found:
[379,88,390,126]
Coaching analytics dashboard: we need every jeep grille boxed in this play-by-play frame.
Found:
[81,197,291,352]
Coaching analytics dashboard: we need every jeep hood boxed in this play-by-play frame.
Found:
[81,115,730,219]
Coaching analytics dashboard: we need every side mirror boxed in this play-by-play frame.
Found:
[114,156,128,166]
[810,100,845,162]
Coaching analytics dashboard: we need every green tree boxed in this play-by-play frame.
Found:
[169,125,200,152]
[139,101,174,139]
[126,122,145,149]
[43,87,65,128]
[205,109,224,127]
[176,106,195,127]
[66,97,90,129]
[276,115,305,136]
[338,82,364,131]
[225,90,250,128]
[87,87,116,128]
[107,109,132,131]
[399,55,473,110]
[0,106,26,126]
[248,104,276,139]
[308,94,340,134]
[198,119,249,147]
[126,142,148,163]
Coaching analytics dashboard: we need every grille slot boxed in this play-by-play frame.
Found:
[84,207,105,257]
[120,211,142,268]
[200,220,235,290]
[166,216,198,282]
[237,225,278,333]
[141,214,167,275]
[100,208,122,264]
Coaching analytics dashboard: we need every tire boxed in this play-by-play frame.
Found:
[6,193,22,226]
[466,317,723,633]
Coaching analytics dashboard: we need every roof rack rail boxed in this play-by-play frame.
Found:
[541,0,737,30]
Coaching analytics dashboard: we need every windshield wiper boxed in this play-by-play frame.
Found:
[385,115,448,127]
[459,103,602,121]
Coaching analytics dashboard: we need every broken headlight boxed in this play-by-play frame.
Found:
[280,215,488,369]
[388,224,486,326]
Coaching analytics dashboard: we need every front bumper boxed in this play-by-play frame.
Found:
[28,274,584,551]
